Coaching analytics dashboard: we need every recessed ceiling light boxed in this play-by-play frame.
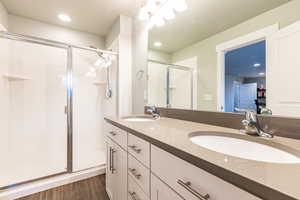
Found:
[154,42,162,47]
[254,63,261,67]
[58,14,71,22]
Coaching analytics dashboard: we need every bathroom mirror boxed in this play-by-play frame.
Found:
[146,0,300,118]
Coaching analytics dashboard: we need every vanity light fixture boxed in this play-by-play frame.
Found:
[154,41,162,47]
[58,14,71,22]
[139,0,187,29]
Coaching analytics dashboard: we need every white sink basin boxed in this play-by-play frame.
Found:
[190,133,300,164]
[123,116,155,122]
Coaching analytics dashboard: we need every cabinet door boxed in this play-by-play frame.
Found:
[151,174,183,200]
[113,142,128,200]
[106,139,114,199]
[106,138,128,200]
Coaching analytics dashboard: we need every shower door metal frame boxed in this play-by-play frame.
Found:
[0,31,118,190]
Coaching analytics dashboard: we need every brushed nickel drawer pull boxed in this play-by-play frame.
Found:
[109,147,113,172]
[129,191,140,200]
[111,148,116,174]
[128,145,142,153]
[129,168,142,180]
[177,179,210,200]
[109,131,117,136]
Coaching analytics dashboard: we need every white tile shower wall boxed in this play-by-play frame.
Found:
[103,38,118,117]
[0,38,68,188]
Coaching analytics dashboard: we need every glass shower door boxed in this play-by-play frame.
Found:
[168,67,193,109]
[72,48,108,171]
[0,37,68,188]
[147,61,168,107]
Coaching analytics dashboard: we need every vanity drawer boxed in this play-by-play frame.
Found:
[128,154,150,196]
[128,133,150,167]
[151,174,183,200]
[106,123,127,149]
[151,145,261,200]
[128,175,150,200]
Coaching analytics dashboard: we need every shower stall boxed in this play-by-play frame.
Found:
[0,31,117,189]
[147,60,193,109]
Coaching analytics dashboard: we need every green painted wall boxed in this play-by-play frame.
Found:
[171,0,300,111]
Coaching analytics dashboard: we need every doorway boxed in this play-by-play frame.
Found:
[224,41,266,113]
[216,24,279,113]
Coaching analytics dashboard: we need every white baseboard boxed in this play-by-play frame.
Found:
[0,165,106,200]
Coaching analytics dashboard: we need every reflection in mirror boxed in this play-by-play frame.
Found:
[147,0,300,118]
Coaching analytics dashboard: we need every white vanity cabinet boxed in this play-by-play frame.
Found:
[105,122,261,200]
[105,123,128,200]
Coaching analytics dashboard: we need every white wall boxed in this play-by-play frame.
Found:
[132,20,148,114]
[105,18,120,49]
[118,16,133,116]
[8,15,105,48]
[104,15,133,117]
[0,1,8,30]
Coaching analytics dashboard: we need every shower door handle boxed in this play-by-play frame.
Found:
[64,105,68,114]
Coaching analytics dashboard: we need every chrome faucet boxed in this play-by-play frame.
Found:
[146,106,160,119]
[235,108,273,139]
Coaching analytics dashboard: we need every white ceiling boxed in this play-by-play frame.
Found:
[1,0,141,36]
[149,0,291,53]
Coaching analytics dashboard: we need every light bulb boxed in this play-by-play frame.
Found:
[146,21,155,30]
[173,0,187,12]
[163,10,175,20]
[150,15,165,27]
[146,0,157,13]
[139,7,150,20]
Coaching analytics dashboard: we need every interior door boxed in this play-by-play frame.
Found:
[238,83,257,111]
[268,20,300,117]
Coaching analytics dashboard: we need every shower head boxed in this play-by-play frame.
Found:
[86,46,115,77]
[90,46,114,68]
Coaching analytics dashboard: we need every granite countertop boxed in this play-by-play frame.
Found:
[105,116,300,200]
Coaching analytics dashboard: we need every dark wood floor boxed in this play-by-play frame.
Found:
[18,175,110,200]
